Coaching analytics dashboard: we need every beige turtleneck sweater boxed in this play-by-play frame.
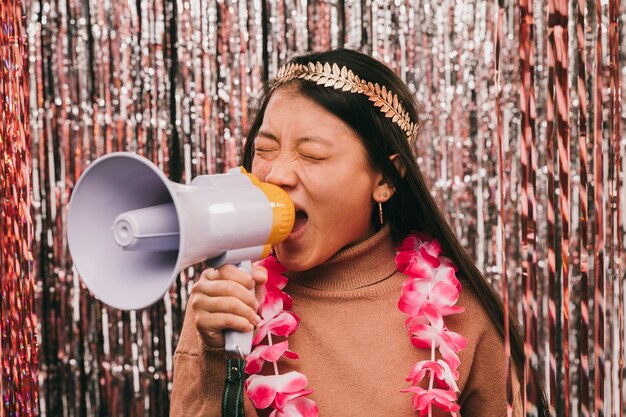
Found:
[170,227,523,416]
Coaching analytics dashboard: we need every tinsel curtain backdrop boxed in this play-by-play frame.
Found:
[1,0,625,416]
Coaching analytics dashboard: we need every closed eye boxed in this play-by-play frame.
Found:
[254,147,277,153]
[301,154,325,161]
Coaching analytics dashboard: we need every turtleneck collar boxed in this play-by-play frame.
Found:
[285,226,399,292]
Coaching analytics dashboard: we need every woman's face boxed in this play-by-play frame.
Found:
[251,87,387,271]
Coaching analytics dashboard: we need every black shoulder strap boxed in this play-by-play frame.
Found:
[222,358,246,417]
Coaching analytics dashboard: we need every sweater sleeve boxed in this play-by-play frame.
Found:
[458,312,523,417]
[170,296,260,417]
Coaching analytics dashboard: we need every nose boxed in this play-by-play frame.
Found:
[263,155,298,189]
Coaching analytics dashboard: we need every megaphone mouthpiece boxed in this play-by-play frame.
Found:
[112,203,180,251]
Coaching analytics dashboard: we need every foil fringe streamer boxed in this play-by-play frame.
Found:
[519,0,539,414]
[1,0,39,415]
[494,3,513,416]
[0,0,624,416]
[592,0,606,415]
[575,0,591,414]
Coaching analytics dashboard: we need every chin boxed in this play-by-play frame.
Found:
[274,244,318,272]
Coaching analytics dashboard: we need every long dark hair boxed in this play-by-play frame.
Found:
[242,48,548,415]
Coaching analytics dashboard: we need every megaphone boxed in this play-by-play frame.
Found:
[67,152,294,356]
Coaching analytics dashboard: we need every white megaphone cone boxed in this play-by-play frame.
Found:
[67,152,294,356]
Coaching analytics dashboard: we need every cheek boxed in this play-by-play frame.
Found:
[251,158,270,181]
[314,178,373,225]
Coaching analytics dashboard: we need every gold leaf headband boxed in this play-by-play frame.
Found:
[269,62,418,143]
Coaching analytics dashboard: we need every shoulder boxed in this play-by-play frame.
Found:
[446,283,522,416]
[444,283,505,386]
[446,282,499,346]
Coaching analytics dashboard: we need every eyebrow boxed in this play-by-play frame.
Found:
[256,130,279,142]
[256,130,332,146]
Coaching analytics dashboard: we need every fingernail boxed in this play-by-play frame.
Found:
[254,314,262,324]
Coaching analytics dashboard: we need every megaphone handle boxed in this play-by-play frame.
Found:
[224,260,255,357]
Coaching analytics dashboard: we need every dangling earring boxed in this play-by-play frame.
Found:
[378,192,388,225]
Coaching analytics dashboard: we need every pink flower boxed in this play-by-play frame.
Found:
[406,304,468,371]
[248,255,318,416]
[405,360,459,392]
[253,311,300,345]
[245,341,299,374]
[396,246,441,279]
[259,285,294,320]
[397,233,436,253]
[428,282,464,315]
[396,234,466,415]
[256,255,294,321]
[258,255,288,289]
[269,390,319,417]
[400,386,460,417]
[398,281,429,315]
[245,371,309,410]
[398,252,459,288]
[399,280,464,317]
[397,235,444,271]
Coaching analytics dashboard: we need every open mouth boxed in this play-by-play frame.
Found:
[291,209,309,235]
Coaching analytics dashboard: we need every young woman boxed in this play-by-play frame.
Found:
[170,48,548,417]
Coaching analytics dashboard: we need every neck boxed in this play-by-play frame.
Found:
[285,225,397,291]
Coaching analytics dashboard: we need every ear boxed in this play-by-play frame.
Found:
[389,154,406,178]
[372,154,406,203]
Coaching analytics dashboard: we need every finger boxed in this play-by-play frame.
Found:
[196,311,255,333]
[251,265,270,306]
[251,265,268,287]
[191,280,259,310]
[200,264,256,290]
[194,310,254,340]
[192,313,225,348]
[194,295,261,326]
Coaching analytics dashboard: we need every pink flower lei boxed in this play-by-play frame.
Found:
[244,233,467,417]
